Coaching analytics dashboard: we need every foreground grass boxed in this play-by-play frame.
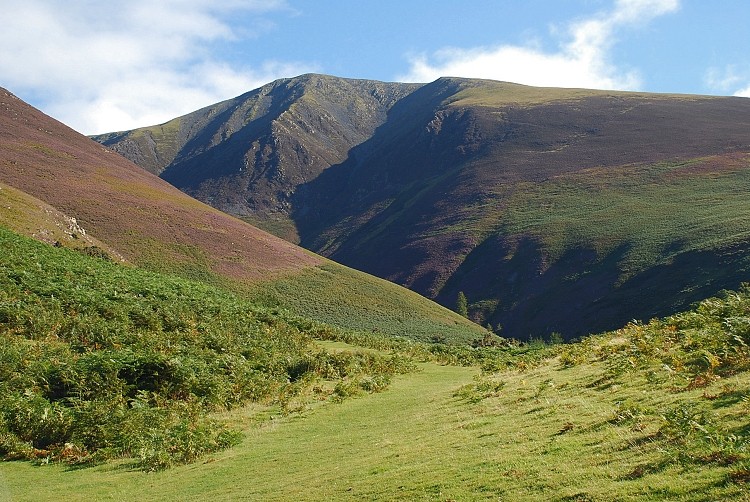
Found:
[4,361,479,501]
[2,224,750,499]
[0,227,413,470]
[3,332,748,500]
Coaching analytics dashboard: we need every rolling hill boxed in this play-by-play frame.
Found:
[96,74,750,340]
[0,86,483,342]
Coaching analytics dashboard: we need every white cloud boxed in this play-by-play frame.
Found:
[398,0,679,91]
[705,65,750,98]
[0,0,314,134]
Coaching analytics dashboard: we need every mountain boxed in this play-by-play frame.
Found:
[0,86,483,342]
[94,74,750,340]
[95,75,421,242]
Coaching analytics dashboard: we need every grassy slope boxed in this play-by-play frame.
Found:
[445,153,750,337]
[250,262,483,343]
[5,292,750,500]
[504,156,750,271]
[0,87,482,342]
[0,182,122,261]
[0,88,319,282]
[439,81,750,271]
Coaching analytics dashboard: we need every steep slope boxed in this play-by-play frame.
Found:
[0,87,318,280]
[0,87,483,342]
[95,75,750,340]
[0,181,122,261]
[299,78,750,339]
[97,74,420,242]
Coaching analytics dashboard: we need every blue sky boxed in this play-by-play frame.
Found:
[2,0,749,134]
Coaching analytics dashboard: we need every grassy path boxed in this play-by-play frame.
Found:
[3,354,749,501]
[0,363,479,501]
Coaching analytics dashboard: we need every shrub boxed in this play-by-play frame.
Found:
[0,227,422,469]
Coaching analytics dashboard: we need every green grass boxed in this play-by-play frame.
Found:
[3,284,750,500]
[499,158,750,280]
[0,226,414,471]
[249,261,485,344]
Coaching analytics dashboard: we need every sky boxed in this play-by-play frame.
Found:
[2,0,750,135]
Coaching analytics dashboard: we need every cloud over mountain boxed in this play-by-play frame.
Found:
[0,0,315,134]
[398,0,679,90]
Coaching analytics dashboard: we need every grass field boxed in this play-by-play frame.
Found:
[4,311,749,501]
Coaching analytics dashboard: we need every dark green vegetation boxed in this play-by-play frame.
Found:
[0,86,483,342]
[0,226,417,470]
[96,74,750,340]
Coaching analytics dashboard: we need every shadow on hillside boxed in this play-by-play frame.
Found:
[289,78,470,248]
[162,81,296,189]
[439,234,750,341]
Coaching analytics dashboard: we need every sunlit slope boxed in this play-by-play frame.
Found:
[4,284,750,500]
[0,88,319,280]
[0,87,482,341]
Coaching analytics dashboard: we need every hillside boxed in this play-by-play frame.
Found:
[0,225,419,469]
[96,74,750,340]
[3,282,750,499]
[0,181,122,261]
[0,87,483,342]
[95,75,421,243]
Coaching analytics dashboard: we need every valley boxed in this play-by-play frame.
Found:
[1,76,750,500]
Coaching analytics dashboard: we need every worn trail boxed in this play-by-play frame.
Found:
[0,363,477,501]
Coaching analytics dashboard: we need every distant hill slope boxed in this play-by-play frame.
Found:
[94,75,750,339]
[0,87,483,343]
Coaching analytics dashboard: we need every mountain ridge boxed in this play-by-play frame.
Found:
[94,74,750,339]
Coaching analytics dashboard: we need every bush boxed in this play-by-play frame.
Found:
[0,227,420,469]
